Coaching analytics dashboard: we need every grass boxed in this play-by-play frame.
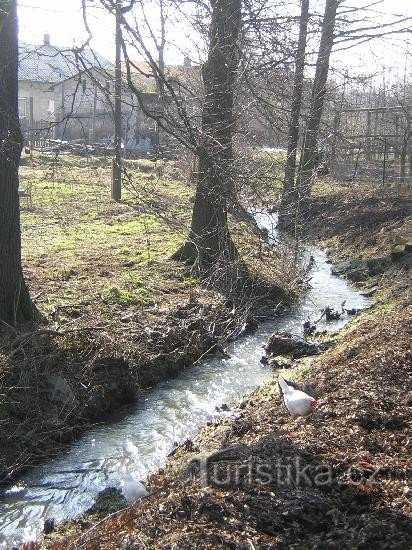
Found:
[19,152,302,321]
[19,154,194,316]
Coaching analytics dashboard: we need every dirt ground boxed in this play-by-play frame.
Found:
[303,181,411,259]
[36,183,411,549]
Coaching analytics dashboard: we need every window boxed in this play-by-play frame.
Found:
[82,79,87,93]
[47,99,55,115]
[18,97,28,118]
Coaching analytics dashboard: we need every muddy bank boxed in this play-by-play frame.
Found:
[303,186,411,260]
[40,297,412,549]
[300,186,412,305]
[0,282,290,486]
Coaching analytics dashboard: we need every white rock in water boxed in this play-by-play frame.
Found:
[122,473,148,503]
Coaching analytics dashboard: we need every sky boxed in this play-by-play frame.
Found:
[17,0,412,76]
[18,0,118,60]
[17,0,197,65]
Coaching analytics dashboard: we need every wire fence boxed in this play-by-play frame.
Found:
[329,105,411,185]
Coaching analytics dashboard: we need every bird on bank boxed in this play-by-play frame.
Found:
[121,472,149,503]
[278,375,317,418]
[121,441,149,503]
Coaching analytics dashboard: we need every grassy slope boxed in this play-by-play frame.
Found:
[19,153,298,318]
[42,180,412,549]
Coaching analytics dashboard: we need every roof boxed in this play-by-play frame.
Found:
[123,60,201,94]
[18,42,112,84]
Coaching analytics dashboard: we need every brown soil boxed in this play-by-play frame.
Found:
[36,182,411,550]
[303,184,411,261]
[41,296,412,549]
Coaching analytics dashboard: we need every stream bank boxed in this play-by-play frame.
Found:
[2,155,300,491]
[0,210,371,546]
[37,185,411,549]
[39,281,412,549]
[0,278,291,487]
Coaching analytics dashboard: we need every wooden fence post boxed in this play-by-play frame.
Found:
[382,138,387,186]
[366,110,371,161]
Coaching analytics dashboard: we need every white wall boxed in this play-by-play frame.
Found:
[18,80,55,122]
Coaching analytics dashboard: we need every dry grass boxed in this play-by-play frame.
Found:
[303,183,412,261]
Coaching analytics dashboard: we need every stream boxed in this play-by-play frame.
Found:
[0,212,370,546]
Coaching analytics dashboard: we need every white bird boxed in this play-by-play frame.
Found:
[278,375,317,418]
[121,472,149,503]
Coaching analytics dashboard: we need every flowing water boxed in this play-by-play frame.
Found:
[0,212,370,546]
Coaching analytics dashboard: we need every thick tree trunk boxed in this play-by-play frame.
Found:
[173,0,241,268]
[278,0,310,232]
[296,0,339,196]
[0,1,37,324]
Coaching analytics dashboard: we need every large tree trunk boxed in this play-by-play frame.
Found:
[0,1,37,324]
[296,0,339,196]
[278,0,310,232]
[173,0,241,268]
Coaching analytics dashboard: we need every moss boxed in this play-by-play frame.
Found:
[105,285,152,306]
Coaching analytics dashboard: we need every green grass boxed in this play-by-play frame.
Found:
[19,155,194,316]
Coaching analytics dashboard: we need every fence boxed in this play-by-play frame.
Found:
[329,105,411,184]
[20,119,55,149]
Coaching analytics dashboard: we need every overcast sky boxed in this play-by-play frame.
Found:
[17,0,411,77]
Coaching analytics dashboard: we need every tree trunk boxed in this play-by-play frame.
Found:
[155,0,167,157]
[296,0,339,196]
[0,1,37,324]
[278,0,310,232]
[173,0,241,268]
[400,126,411,184]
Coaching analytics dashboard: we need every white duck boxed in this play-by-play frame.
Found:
[121,472,149,503]
[121,440,149,503]
[278,375,317,418]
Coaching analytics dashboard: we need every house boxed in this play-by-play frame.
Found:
[18,34,113,141]
[19,37,211,155]
[18,35,164,152]
[54,66,159,146]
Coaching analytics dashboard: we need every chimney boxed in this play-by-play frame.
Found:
[43,33,50,45]
[183,56,191,68]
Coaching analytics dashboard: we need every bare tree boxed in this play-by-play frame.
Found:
[173,0,242,266]
[99,0,243,268]
[0,0,37,323]
[287,0,412,208]
[296,0,340,196]
[278,0,310,231]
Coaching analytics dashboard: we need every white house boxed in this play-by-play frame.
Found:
[18,34,113,142]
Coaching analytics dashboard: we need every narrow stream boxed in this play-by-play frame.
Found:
[0,212,370,546]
